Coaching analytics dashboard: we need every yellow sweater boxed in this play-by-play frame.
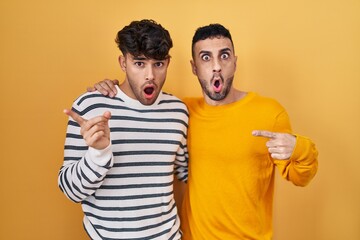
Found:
[180,92,318,240]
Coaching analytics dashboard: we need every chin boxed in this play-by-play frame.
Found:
[139,98,156,106]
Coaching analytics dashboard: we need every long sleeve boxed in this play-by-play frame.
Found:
[58,104,114,203]
[275,135,318,186]
[58,89,187,239]
[174,134,188,182]
[273,109,319,187]
[181,94,319,240]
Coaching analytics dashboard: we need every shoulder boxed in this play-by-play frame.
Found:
[72,91,108,106]
[248,92,285,111]
[160,92,188,110]
[71,91,123,117]
[182,97,202,108]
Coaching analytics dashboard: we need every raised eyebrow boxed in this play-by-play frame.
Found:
[220,48,232,54]
[199,50,212,56]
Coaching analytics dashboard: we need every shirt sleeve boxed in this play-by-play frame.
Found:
[275,135,318,186]
[174,113,189,183]
[58,101,114,203]
[174,136,188,183]
[272,110,319,186]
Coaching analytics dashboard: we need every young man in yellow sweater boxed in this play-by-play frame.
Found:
[178,24,318,240]
[90,23,318,240]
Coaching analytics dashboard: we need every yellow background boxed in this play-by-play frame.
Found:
[1,0,359,239]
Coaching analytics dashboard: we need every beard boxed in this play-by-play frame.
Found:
[199,75,234,101]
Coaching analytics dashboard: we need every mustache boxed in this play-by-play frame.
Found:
[211,74,224,82]
[142,81,156,87]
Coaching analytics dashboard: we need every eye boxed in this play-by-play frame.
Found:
[154,62,164,67]
[201,54,211,61]
[220,53,230,59]
[134,62,144,67]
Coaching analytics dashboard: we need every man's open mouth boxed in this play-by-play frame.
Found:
[213,79,222,92]
[144,86,155,98]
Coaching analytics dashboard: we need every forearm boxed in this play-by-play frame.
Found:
[174,139,188,182]
[174,162,188,183]
[58,122,113,202]
[276,135,318,186]
[173,178,186,212]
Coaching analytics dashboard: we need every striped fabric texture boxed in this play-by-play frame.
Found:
[58,86,188,240]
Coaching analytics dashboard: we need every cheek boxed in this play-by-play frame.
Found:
[156,69,168,81]
[194,66,210,78]
[222,62,236,74]
[227,59,236,68]
[128,68,143,79]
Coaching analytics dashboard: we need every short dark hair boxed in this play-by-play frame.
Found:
[191,24,234,56]
[115,19,173,60]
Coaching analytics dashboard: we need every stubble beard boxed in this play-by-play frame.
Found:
[199,75,234,101]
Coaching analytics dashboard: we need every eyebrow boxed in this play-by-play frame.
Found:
[220,48,232,53]
[199,50,211,55]
[131,56,168,62]
[132,56,147,60]
[199,47,232,56]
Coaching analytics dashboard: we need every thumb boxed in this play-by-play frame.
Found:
[103,111,112,120]
[113,79,120,85]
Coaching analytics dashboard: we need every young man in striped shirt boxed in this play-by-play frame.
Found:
[58,19,188,240]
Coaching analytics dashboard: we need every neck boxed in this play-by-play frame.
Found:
[119,80,136,100]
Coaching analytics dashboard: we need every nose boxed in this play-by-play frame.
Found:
[212,59,221,73]
[145,65,155,81]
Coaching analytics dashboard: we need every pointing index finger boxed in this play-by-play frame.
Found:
[63,109,85,126]
[252,130,276,139]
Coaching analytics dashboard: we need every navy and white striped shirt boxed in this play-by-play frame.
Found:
[58,86,188,240]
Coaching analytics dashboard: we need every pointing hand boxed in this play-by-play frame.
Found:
[252,130,296,160]
[64,109,112,150]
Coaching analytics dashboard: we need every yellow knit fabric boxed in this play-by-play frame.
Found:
[180,92,318,240]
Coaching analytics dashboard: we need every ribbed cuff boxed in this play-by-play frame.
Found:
[87,144,113,167]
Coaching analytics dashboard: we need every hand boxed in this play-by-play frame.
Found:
[252,130,296,160]
[64,109,112,150]
[87,79,120,98]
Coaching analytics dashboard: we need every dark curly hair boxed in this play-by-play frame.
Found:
[191,23,234,57]
[115,19,173,60]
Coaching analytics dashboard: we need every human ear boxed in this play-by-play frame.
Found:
[119,56,126,72]
[190,60,197,75]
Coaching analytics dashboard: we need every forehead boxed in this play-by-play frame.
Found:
[125,53,167,62]
[193,37,234,54]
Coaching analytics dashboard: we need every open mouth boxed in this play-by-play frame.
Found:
[144,86,155,98]
[213,79,222,92]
